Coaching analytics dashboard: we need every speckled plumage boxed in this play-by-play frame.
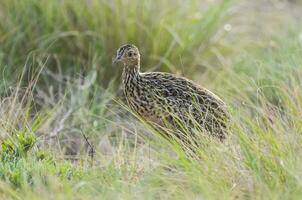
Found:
[113,44,229,141]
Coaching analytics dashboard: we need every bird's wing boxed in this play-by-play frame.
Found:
[141,72,228,118]
[141,72,224,103]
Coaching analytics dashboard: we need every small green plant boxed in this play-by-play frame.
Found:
[0,132,82,188]
[1,132,36,159]
[0,132,36,187]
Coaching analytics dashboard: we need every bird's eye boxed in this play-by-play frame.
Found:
[128,52,133,57]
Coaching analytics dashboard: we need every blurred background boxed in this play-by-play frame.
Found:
[0,0,301,199]
[1,0,300,86]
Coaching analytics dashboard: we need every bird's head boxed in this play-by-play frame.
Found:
[112,44,140,66]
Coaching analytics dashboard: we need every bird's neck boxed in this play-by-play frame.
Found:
[122,64,141,86]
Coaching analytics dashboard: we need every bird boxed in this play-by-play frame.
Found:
[113,44,229,143]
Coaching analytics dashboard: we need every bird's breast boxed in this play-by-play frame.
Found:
[124,84,163,120]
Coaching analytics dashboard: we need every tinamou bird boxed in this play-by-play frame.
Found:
[113,44,229,143]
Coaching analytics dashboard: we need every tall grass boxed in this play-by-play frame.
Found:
[0,0,302,199]
[0,0,232,85]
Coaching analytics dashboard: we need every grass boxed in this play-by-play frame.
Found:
[0,0,302,199]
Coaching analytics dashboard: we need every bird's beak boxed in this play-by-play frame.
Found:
[112,55,122,65]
